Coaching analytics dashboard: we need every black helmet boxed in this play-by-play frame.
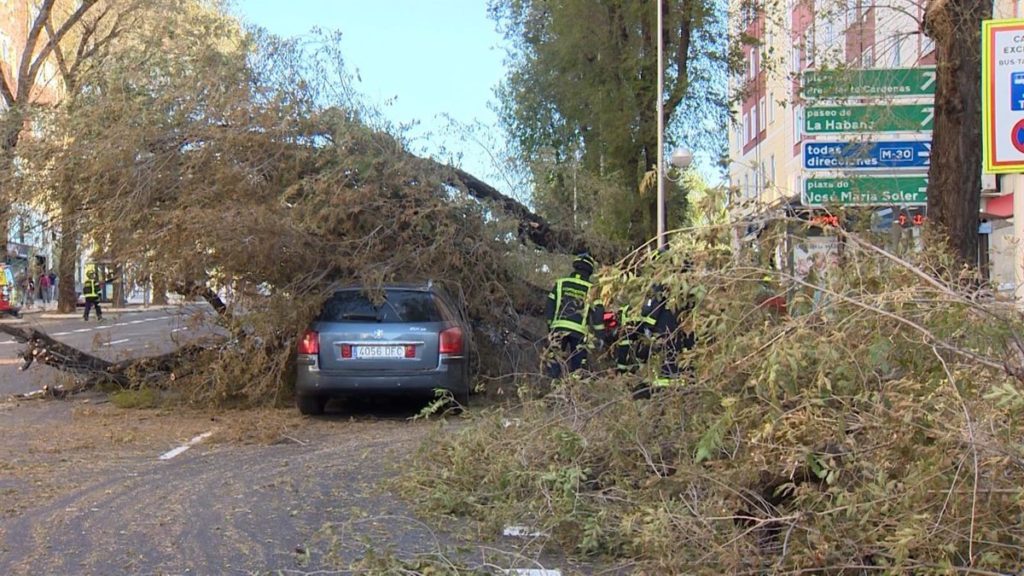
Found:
[572,252,596,275]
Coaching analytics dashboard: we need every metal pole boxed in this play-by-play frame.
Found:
[656,0,666,250]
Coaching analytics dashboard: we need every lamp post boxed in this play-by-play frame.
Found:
[655,3,695,249]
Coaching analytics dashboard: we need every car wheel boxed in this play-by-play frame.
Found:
[453,389,470,411]
[296,394,326,416]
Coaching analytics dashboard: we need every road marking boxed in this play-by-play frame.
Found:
[503,525,547,538]
[52,331,70,336]
[158,431,214,461]
[508,570,561,576]
[0,340,15,345]
[73,328,92,333]
[171,327,188,333]
[103,338,131,346]
[129,320,145,325]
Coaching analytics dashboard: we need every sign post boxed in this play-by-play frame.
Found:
[982,18,1024,172]
[803,67,937,99]
[804,104,934,134]
[803,140,931,170]
[802,176,928,207]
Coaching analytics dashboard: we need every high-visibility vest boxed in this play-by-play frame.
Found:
[83,279,100,298]
[548,275,594,335]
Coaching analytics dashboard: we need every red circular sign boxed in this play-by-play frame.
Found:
[1013,119,1024,154]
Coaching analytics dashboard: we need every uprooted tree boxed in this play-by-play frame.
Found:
[3,6,604,402]
[403,222,1024,573]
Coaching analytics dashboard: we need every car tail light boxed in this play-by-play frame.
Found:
[341,344,352,359]
[439,327,463,355]
[298,330,319,355]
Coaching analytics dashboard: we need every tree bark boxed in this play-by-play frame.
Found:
[925,0,991,265]
[57,205,79,313]
[152,273,168,305]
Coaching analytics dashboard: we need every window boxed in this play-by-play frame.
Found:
[744,112,751,143]
[861,47,874,68]
[319,290,443,323]
[793,105,803,144]
[890,35,903,67]
[758,97,766,132]
[768,92,775,124]
[921,32,935,56]
[769,155,776,186]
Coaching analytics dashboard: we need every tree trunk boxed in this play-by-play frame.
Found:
[152,273,168,305]
[925,0,991,265]
[57,205,79,313]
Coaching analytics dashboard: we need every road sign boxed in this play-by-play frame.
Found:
[982,18,1024,172]
[803,140,931,170]
[802,176,928,207]
[805,104,934,134]
[803,67,937,99]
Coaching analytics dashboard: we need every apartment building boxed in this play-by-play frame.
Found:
[1,0,65,283]
[728,0,1023,290]
[729,0,935,208]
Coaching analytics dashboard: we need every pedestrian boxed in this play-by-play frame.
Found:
[544,252,605,379]
[48,270,56,303]
[39,272,51,305]
[18,272,33,309]
[82,270,102,321]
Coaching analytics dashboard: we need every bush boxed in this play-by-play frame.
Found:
[403,226,1024,573]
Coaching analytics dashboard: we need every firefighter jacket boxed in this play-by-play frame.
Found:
[545,272,605,337]
[83,278,101,300]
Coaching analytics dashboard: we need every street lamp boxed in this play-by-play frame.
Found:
[655,5,694,249]
[656,144,695,249]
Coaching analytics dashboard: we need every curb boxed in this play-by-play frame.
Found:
[1,305,181,323]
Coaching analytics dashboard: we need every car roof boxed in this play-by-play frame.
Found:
[332,283,435,293]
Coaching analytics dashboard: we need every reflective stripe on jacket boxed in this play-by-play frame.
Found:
[547,275,592,334]
[83,279,100,299]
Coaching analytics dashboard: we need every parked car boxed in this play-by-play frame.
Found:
[294,283,472,415]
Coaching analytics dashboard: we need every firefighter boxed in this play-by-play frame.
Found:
[82,269,103,321]
[544,252,605,378]
[638,250,701,395]
[614,303,653,373]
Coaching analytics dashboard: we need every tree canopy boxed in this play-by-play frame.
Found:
[490,0,732,247]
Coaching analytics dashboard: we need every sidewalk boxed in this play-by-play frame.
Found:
[3,302,183,321]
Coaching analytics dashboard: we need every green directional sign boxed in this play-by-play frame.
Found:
[803,67,937,99]
[804,104,934,134]
[803,175,928,207]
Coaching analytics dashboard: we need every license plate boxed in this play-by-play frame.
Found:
[353,345,405,359]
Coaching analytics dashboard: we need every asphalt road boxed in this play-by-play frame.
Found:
[0,305,214,397]
[0,306,604,575]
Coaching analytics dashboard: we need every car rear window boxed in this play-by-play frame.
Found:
[318,290,445,323]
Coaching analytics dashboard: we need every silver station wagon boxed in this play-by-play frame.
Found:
[294,284,471,415]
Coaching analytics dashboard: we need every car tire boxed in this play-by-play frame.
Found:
[454,389,470,411]
[296,394,326,416]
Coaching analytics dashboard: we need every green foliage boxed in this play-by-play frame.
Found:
[108,388,161,409]
[490,0,731,245]
[405,226,1024,572]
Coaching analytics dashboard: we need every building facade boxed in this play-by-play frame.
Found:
[1,0,65,298]
[728,0,1022,291]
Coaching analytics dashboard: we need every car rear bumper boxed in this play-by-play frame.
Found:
[295,354,468,397]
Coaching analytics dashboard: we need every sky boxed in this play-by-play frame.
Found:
[230,0,509,188]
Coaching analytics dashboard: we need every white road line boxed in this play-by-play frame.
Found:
[52,331,70,336]
[103,338,131,346]
[158,431,214,460]
[0,340,15,345]
[129,320,145,325]
[508,570,561,576]
[171,327,188,333]
[503,526,546,537]
[73,328,92,333]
